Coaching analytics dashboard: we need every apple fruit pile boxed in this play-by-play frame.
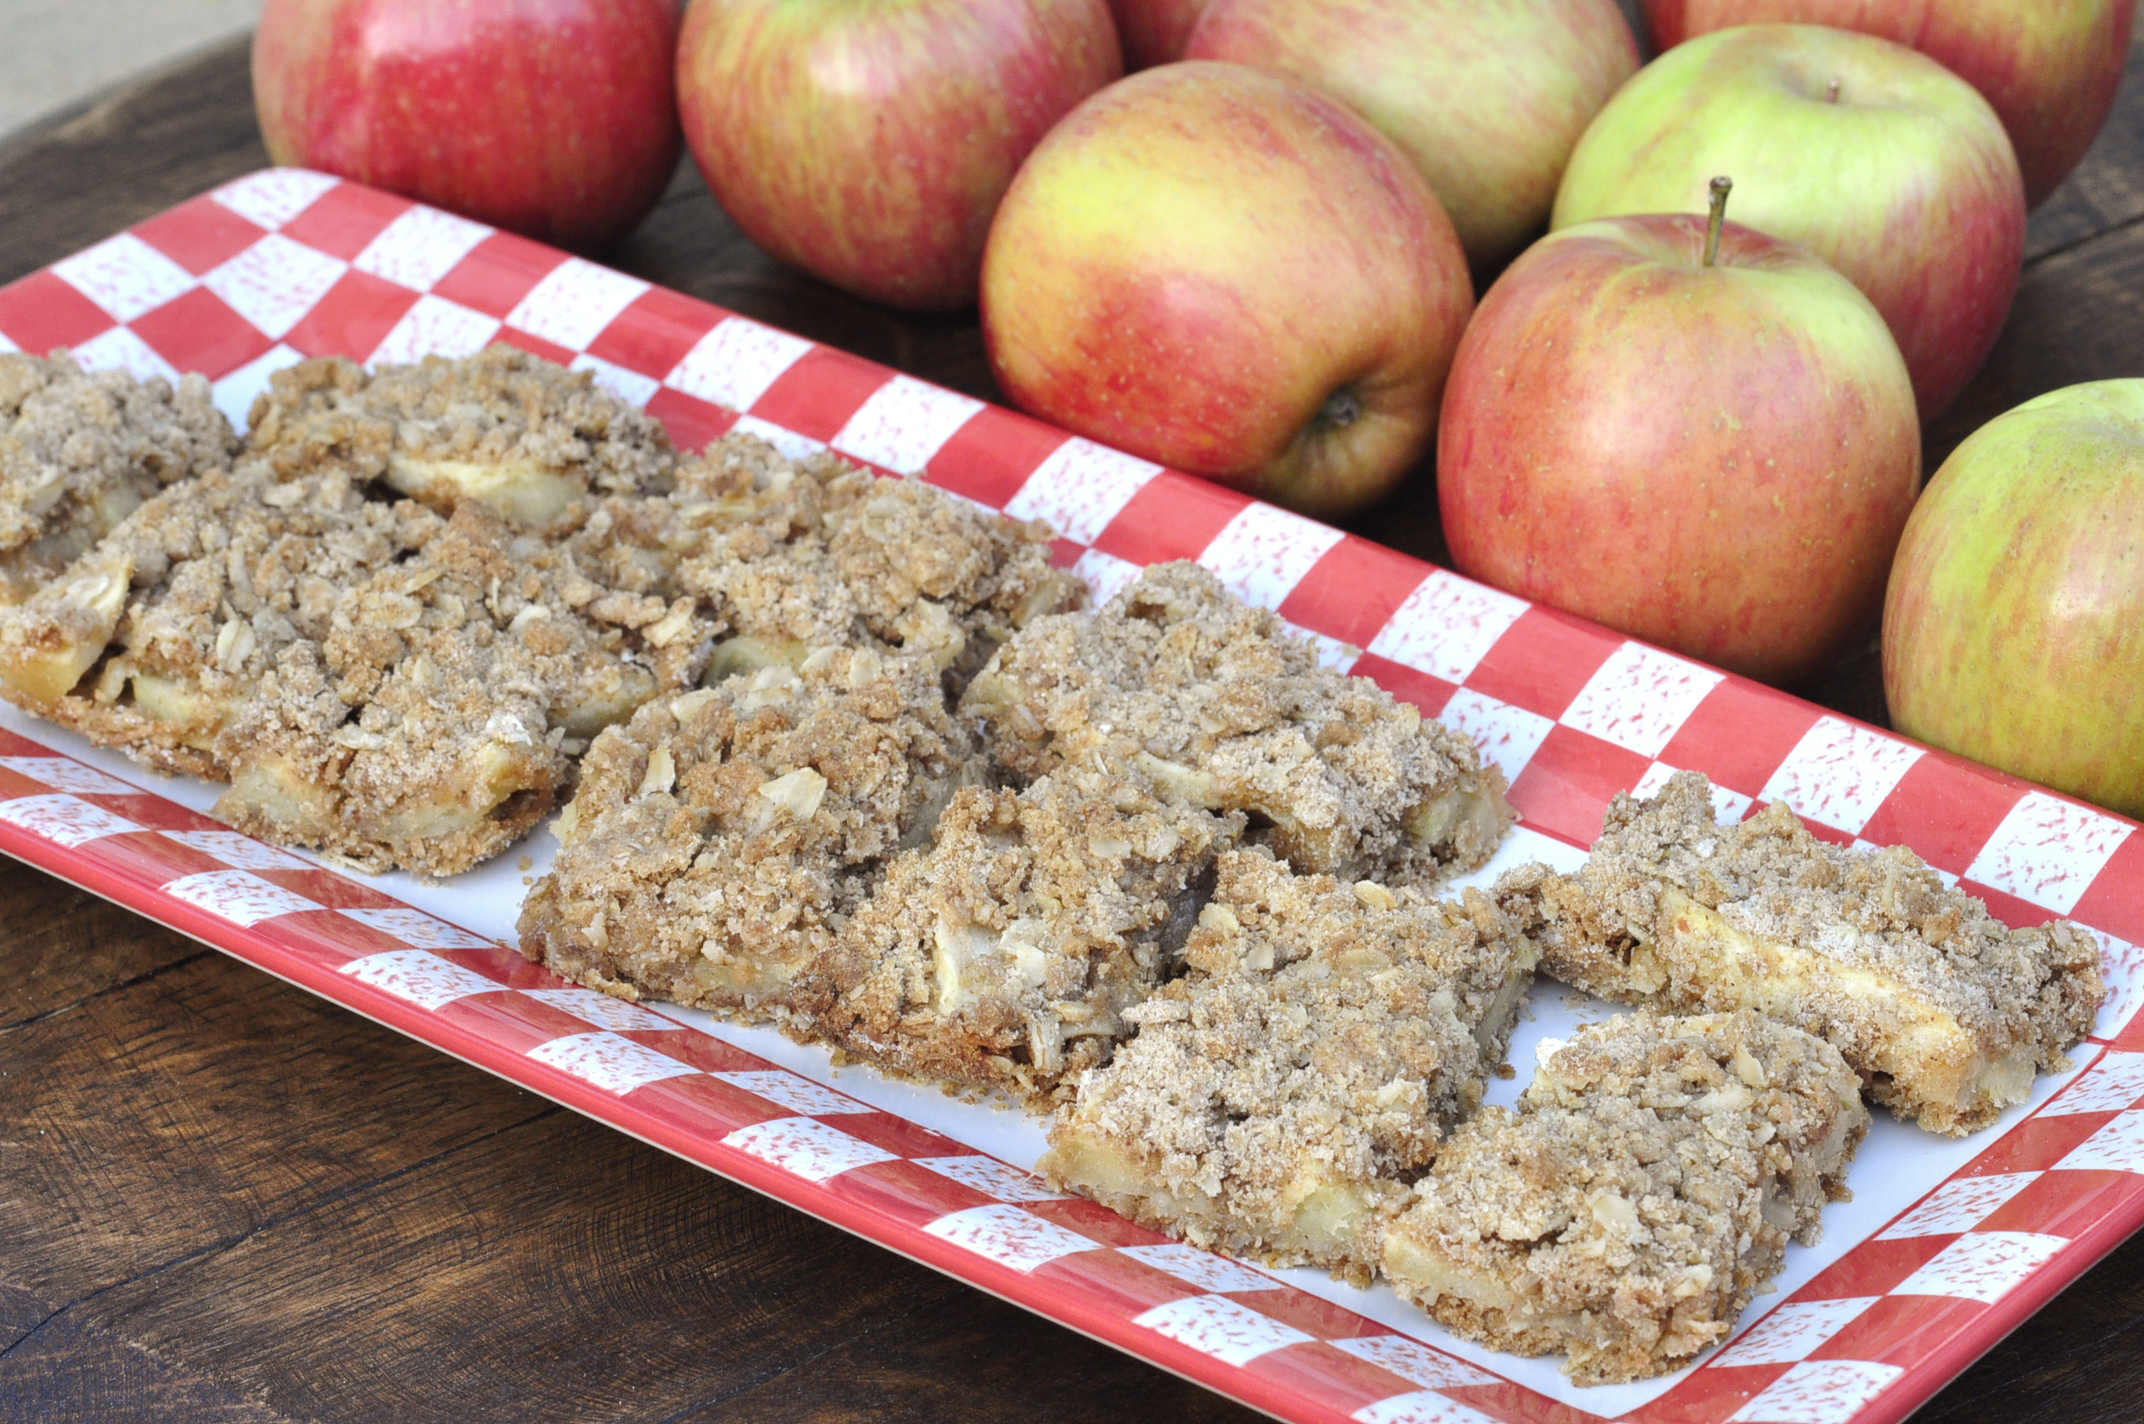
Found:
[248,2,2142,812]
[1554,23,2026,419]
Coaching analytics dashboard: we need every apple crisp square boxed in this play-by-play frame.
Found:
[1509,769,2104,1135]
[1382,1010,1868,1384]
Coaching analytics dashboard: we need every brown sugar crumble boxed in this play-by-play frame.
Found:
[795,767,1242,1107]
[962,561,1512,889]
[1037,849,1538,1282]
[0,354,235,606]
[1382,1010,1868,1384]
[1507,770,2105,1135]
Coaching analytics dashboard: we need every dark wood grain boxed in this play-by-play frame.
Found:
[2,21,2143,1424]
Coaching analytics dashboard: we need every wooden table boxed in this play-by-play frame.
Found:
[3,19,2143,1422]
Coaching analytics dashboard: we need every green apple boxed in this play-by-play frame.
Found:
[1187,0,1639,272]
[1649,0,2137,207]
[1554,23,2026,419]
[1884,381,2144,818]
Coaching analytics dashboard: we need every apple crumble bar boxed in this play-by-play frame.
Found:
[962,561,1511,887]
[794,768,1243,1105]
[1511,770,2105,1135]
[1036,850,1538,1279]
[519,647,978,1012]
[0,457,715,874]
[1382,1010,1868,1384]
[243,345,678,527]
[678,436,1081,684]
[0,354,234,604]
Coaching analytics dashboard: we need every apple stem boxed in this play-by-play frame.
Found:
[1826,77,1841,103]
[1318,388,1362,429]
[1703,176,1732,267]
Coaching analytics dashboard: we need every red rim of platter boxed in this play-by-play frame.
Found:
[1,169,2141,1424]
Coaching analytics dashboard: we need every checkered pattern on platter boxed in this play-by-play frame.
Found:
[1,170,2141,1424]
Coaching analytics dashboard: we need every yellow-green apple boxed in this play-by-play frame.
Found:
[1439,191,1921,685]
[677,0,1119,311]
[254,0,682,252]
[1554,23,2026,419]
[981,62,1474,518]
[1109,0,1209,68]
[1884,381,2144,816]
[1186,0,1639,272]
[1648,0,2136,207]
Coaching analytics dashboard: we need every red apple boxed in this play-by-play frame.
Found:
[677,0,1120,311]
[254,0,682,252]
[1110,0,1210,68]
[1884,381,2144,817]
[1187,0,1639,271]
[981,62,1474,518]
[1553,23,2027,419]
[1648,0,2137,208]
[1440,194,1922,685]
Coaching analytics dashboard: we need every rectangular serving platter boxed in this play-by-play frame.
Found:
[1,168,2141,1424]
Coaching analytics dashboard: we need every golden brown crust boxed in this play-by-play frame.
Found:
[794,770,1241,1106]
[1383,1010,1868,1384]
[0,354,235,605]
[1510,770,2106,1135]
[243,345,678,528]
[961,562,1512,888]
[1038,853,1537,1281]
[518,649,977,1012]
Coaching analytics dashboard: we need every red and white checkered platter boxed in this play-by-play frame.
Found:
[3,170,2142,1424]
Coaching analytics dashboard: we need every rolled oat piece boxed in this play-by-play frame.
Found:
[243,345,678,527]
[519,647,977,1014]
[962,561,1511,889]
[1511,769,2105,1136]
[1036,852,1538,1281]
[1382,1010,1867,1385]
[794,768,1242,1106]
[0,353,234,605]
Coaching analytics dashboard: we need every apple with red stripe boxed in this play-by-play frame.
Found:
[1553,23,2026,420]
[1884,381,2144,819]
[1186,0,1640,273]
[1440,180,1922,686]
[981,62,1474,519]
[676,0,1121,311]
[1648,0,2136,209]
[254,0,683,252]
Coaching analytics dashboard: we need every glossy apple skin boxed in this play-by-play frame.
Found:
[981,62,1474,519]
[678,0,1119,311]
[1649,0,2136,208]
[1109,0,1209,68]
[254,0,681,252]
[1554,24,2026,420]
[1188,0,1638,272]
[1884,382,2144,817]
[1439,215,1921,685]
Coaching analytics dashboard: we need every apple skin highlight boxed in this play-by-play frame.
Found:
[1884,381,2144,819]
[1438,213,1920,687]
[981,62,1474,518]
